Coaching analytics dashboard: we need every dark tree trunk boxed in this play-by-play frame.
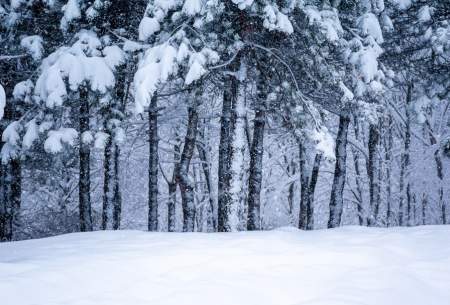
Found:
[112,143,121,229]
[175,98,199,232]
[102,134,114,230]
[328,115,350,228]
[246,105,266,231]
[102,67,127,230]
[148,95,159,231]
[217,66,239,232]
[0,92,22,241]
[384,116,394,227]
[298,143,309,230]
[79,88,93,232]
[307,153,322,230]
[399,84,413,226]
[298,142,322,231]
[367,123,380,227]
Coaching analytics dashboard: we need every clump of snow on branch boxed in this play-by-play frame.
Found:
[263,5,293,34]
[44,128,78,153]
[303,6,343,42]
[134,38,219,113]
[139,17,160,41]
[60,0,81,31]
[311,128,335,159]
[34,30,118,108]
[22,119,39,149]
[20,35,44,61]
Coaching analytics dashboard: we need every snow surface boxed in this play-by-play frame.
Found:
[1,226,450,305]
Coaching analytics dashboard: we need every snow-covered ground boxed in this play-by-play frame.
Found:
[1,226,450,305]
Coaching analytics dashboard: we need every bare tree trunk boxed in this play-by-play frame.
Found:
[350,116,365,225]
[328,115,350,228]
[383,116,393,227]
[307,153,322,230]
[167,139,180,232]
[102,134,114,230]
[175,98,199,232]
[230,92,248,231]
[399,84,413,227]
[112,143,121,230]
[299,142,309,230]
[425,119,446,225]
[298,143,322,230]
[367,123,380,227]
[246,102,266,231]
[196,120,216,231]
[217,64,239,232]
[148,95,159,231]
[102,69,128,230]
[79,88,93,232]
[0,100,21,241]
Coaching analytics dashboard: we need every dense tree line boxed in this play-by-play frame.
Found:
[0,0,449,241]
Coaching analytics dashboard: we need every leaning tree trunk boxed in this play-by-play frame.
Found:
[246,98,266,231]
[176,98,199,232]
[399,84,413,226]
[307,153,322,230]
[367,123,380,227]
[79,88,93,232]
[328,115,350,228]
[148,94,159,231]
[217,64,239,232]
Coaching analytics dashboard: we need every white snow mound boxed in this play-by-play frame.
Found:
[1,226,450,305]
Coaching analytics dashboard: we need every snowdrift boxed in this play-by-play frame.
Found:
[1,226,450,305]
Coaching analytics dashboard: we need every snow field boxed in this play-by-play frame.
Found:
[1,226,450,305]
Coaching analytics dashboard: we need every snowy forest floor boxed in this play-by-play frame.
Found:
[1,226,450,305]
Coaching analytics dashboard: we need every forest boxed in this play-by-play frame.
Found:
[1,0,450,241]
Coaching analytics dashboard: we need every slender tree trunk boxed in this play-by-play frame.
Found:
[102,68,127,230]
[167,139,180,232]
[102,134,114,230]
[307,153,322,230]
[175,98,199,232]
[246,103,266,231]
[367,123,380,227]
[351,116,365,225]
[79,88,93,232]
[298,142,309,230]
[384,116,394,227]
[148,95,159,231]
[425,119,446,225]
[328,115,350,228]
[399,84,413,226]
[217,65,239,232]
[196,121,216,231]
[112,143,121,229]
